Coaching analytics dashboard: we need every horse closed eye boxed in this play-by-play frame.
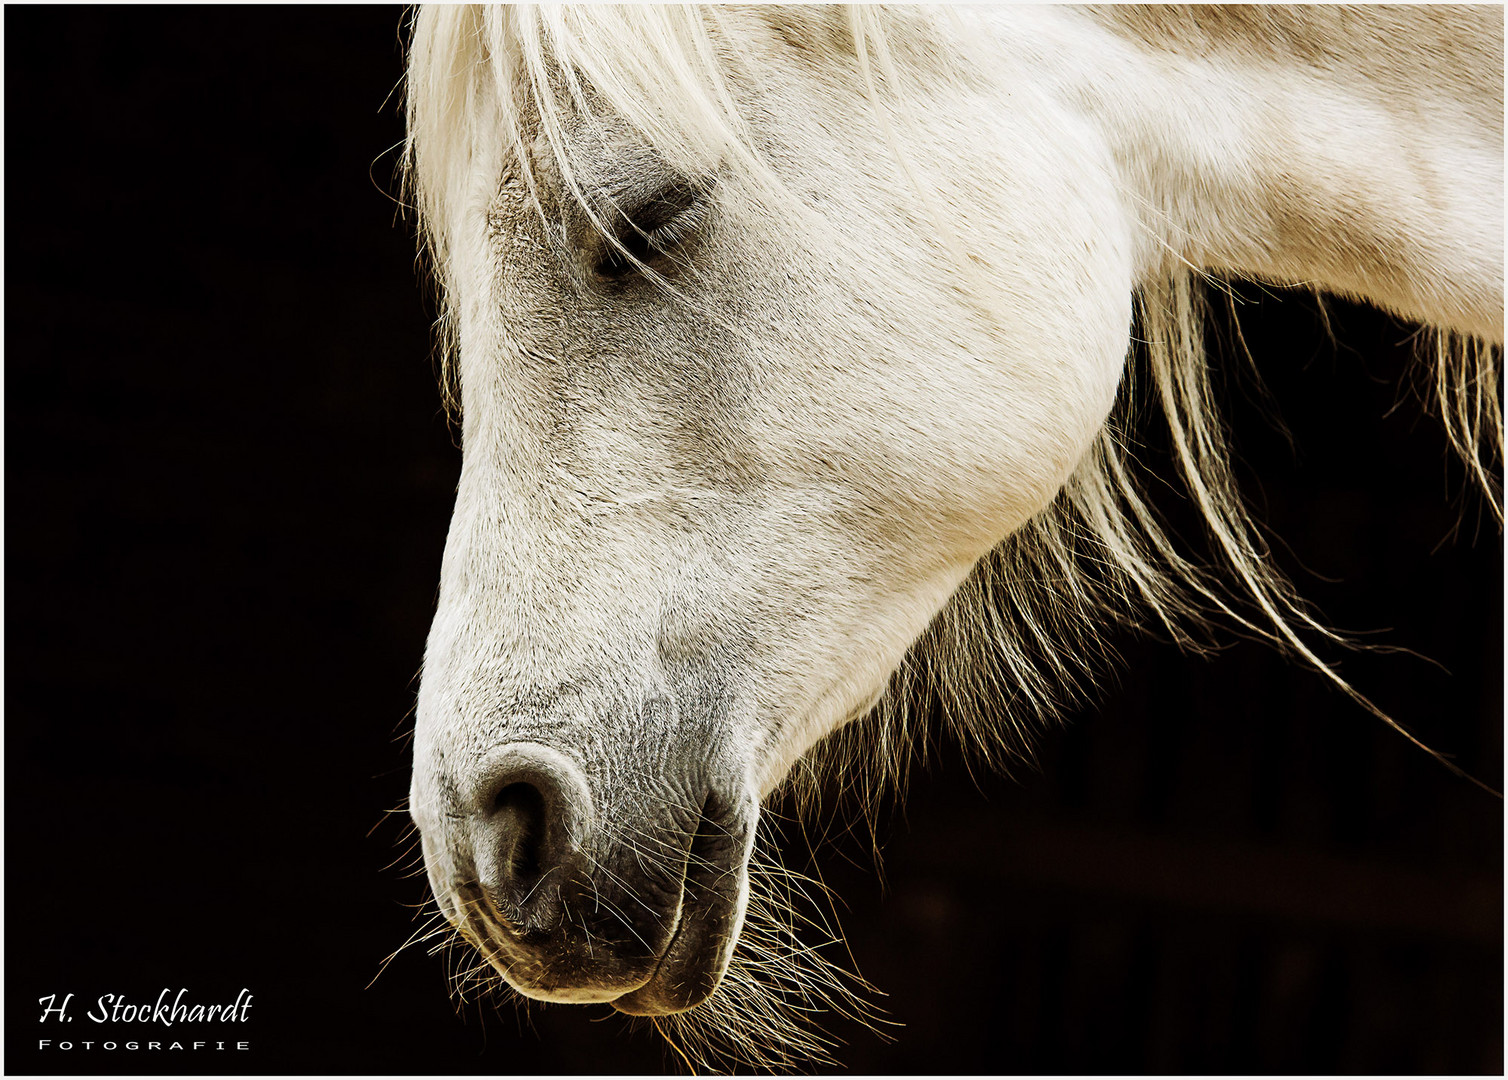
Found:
[597,184,704,279]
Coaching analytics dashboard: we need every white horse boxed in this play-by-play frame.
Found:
[400,5,1502,1068]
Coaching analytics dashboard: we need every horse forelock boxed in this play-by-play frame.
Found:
[403,7,978,276]
[406,7,765,269]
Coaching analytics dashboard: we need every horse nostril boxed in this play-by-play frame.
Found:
[493,780,547,884]
[466,744,593,928]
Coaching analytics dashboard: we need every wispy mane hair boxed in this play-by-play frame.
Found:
[402,3,1503,1067]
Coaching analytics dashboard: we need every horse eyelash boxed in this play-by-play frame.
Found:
[644,210,700,253]
[598,189,709,279]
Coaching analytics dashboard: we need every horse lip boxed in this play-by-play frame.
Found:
[609,805,749,1016]
[611,880,691,1006]
[452,786,753,1014]
[512,979,634,1005]
[474,919,659,1003]
[469,867,712,1011]
[608,906,726,1016]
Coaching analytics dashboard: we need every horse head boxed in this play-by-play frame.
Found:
[406,5,1132,1017]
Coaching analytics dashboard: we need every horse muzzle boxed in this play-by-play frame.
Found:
[418,742,754,1015]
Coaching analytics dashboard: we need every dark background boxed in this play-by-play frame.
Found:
[7,6,1501,1075]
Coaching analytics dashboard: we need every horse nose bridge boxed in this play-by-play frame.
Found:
[427,562,678,696]
[449,454,694,576]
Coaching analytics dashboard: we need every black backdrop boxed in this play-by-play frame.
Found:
[7,6,1502,1075]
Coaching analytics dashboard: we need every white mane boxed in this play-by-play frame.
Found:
[403,5,1503,1069]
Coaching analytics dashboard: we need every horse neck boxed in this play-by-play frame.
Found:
[1048,6,1503,342]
